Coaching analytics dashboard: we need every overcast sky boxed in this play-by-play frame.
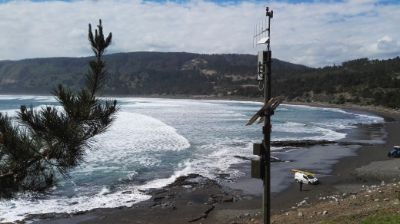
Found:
[0,0,399,67]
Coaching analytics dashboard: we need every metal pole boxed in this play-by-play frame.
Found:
[263,7,272,224]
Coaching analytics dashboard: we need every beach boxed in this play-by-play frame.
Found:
[22,103,399,224]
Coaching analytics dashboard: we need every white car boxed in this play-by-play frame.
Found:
[294,171,319,185]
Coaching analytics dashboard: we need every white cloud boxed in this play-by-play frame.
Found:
[0,0,399,67]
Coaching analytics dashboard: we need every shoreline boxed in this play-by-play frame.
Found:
[270,114,398,213]
[1,96,398,223]
[3,93,398,119]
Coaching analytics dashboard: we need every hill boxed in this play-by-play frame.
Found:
[0,52,310,97]
[1,52,400,108]
[276,57,400,108]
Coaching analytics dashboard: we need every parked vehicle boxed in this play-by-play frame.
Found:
[291,169,319,185]
[388,146,400,158]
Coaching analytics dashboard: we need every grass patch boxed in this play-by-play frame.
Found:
[362,213,400,224]
[320,212,400,224]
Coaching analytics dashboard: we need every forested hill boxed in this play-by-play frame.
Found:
[0,52,309,96]
[0,52,400,108]
[274,57,400,108]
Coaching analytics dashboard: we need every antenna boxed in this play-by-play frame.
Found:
[253,7,273,85]
[253,7,273,48]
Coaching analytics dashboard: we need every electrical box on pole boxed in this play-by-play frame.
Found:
[257,51,267,81]
[251,143,265,179]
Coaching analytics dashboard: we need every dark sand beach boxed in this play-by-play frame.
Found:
[28,104,400,224]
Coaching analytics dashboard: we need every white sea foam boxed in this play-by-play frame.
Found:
[273,121,346,141]
[138,161,195,189]
[0,109,18,116]
[0,187,151,223]
[282,104,336,111]
[311,113,384,130]
[0,110,191,223]
[186,139,254,180]
[0,95,54,102]
[354,113,384,123]
[283,104,384,123]
[91,111,190,154]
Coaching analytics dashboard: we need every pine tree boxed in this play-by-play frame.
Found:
[0,20,117,197]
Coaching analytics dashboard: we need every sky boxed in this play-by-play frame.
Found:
[0,0,399,67]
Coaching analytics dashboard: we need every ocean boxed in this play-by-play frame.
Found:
[0,95,384,223]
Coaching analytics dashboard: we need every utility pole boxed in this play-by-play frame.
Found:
[263,7,273,224]
[247,7,282,224]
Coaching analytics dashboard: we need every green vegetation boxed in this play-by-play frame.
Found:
[362,213,400,224]
[320,212,400,224]
[0,20,117,197]
[274,57,400,109]
[0,52,309,97]
[0,50,399,108]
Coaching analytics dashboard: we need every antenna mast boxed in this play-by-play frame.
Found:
[249,6,278,224]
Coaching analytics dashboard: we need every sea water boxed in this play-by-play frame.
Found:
[0,95,384,222]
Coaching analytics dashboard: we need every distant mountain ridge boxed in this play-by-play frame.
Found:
[0,51,310,97]
[1,52,400,108]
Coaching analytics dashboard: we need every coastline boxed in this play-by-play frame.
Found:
[270,109,399,211]
[19,99,398,224]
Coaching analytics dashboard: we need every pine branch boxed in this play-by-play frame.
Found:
[0,19,118,197]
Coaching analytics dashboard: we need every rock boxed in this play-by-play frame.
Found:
[374,199,380,202]
[138,189,147,193]
[121,191,132,194]
[381,181,385,186]
[153,196,165,201]
[393,199,400,205]
[169,174,202,187]
[270,156,285,162]
[298,212,303,217]
[322,210,328,215]
[272,140,336,147]
[234,155,252,161]
[223,196,234,203]
[297,200,308,207]
[151,189,168,195]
